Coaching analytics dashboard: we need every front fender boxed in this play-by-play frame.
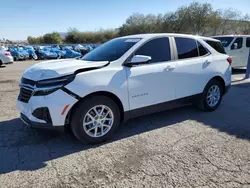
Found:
[64,67,130,111]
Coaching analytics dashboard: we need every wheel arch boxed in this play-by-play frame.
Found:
[65,91,125,126]
[207,76,226,94]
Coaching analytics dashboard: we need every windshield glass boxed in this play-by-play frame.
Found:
[213,37,234,47]
[82,38,141,61]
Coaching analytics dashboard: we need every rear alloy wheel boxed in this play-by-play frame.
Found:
[198,79,223,111]
[206,85,220,107]
[71,95,120,144]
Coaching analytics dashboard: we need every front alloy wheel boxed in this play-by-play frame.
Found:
[71,95,120,144]
[83,105,114,138]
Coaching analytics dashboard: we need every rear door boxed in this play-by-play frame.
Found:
[172,37,212,99]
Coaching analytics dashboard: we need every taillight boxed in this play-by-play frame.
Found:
[5,52,11,56]
[227,57,232,65]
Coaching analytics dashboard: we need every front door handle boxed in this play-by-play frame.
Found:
[164,65,175,71]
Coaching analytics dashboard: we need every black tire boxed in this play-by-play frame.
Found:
[71,95,120,144]
[198,79,223,112]
[0,60,2,66]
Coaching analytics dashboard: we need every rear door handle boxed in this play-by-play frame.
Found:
[204,60,211,66]
[164,65,175,71]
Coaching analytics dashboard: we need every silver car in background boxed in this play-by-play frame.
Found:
[0,48,14,66]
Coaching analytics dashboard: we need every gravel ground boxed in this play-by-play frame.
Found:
[0,61,250,188]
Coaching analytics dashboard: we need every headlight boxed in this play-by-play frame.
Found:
[34,74,75,96]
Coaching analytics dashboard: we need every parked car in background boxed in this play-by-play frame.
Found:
[39,47,59,60]
[23,46,38,60]
[212,35,250,68]
[74,44,88,56]
[9,47,30,61]
[17,33,231,144]
[0,50,13,66]
[64,47,81,58]
[0,46,8,51]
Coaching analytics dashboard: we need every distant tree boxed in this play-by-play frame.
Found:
[187,2,214,35]
[163,7,191,33]
[238,14,250,34]
[27,36,34,44]
[207,10,222,36]
[43,32,62,44]
[220,8,241,34]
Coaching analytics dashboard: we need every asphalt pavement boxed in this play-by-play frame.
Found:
[0,61,250,188]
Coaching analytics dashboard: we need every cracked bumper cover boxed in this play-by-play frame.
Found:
[17,89,78,129]
[20,113,64,130]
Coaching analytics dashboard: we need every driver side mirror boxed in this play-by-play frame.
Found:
[125,55,152,67]
[232,43,238,50]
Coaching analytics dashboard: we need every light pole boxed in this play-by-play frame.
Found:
[245,50,250,79]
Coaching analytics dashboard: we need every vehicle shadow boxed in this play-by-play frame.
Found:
[0,82,250,174]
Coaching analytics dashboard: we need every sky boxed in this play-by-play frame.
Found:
[0,0,249,40]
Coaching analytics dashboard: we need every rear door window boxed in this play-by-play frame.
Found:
[205,40,226,54]
[175,37,199,59]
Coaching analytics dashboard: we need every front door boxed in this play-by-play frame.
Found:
[125,37,176,111]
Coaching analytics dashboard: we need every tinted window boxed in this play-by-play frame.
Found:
[175,37,198,59]
[135,37,171,63]
[213,37,234,47]
[205,40,226,54]
[231,37,243,50]
[82,38,141,61]
[198,42,209,56]
[246,38,250,48]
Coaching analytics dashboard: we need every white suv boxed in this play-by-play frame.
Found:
[17,34,231,144]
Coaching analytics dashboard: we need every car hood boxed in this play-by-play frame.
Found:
[23,59,109,81]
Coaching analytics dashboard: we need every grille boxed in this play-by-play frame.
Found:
[18,87,33,103]
[21,78,36,86]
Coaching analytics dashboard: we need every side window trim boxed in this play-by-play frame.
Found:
[123,36,174,66]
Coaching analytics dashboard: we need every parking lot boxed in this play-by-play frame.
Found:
[0,60,250,188]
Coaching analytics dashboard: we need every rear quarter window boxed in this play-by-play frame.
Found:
[205,40,226,54]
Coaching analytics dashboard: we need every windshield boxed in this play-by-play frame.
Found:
[82,38,141,61]
[213,37,234,47]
